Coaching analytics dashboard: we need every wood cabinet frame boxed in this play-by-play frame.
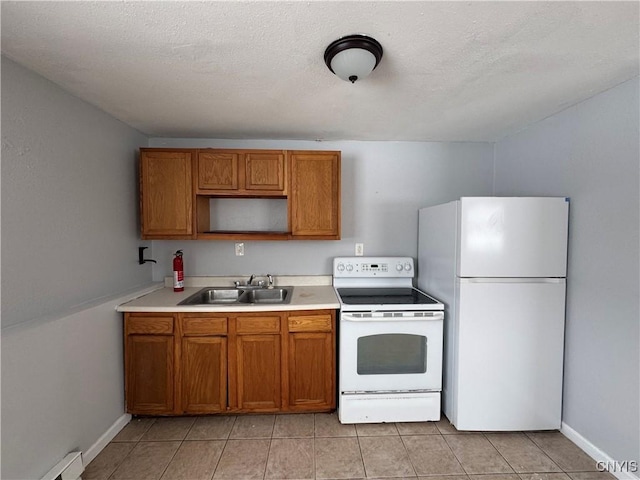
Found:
[287,312,336,410]
[196,149,287,195]
[140,148,196,239]
[289,151,341,239]
[124,309,336,416]
[124,313,176,414]
[139,148,340,240]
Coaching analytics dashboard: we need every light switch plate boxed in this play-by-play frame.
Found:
[235,243,245,256]
[355,243,364,256]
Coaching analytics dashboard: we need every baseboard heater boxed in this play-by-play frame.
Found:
[41,452,84,480]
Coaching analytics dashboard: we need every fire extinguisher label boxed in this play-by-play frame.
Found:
[173,271,184,288]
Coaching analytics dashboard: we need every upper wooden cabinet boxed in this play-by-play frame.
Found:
[198,151,239,191]
[140,149,194,239]
[289,151,341,239]
[197,150,286,195]
[139,148,340,240]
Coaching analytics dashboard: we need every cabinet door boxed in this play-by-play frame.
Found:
[289,151,341,239]
[182,336,227,413]
[235,334,281,411]
[126,335,174,414]
[140,150,194,238]
[198,151,239,191]
[288,311,335,411]
[288,332,334,409]
[245,152,285,193]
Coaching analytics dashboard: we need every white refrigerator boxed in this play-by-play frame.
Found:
[418,197,569,431]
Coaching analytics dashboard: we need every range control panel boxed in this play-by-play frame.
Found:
[333,257,414,278]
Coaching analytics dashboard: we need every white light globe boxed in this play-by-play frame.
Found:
[330,48,377,83]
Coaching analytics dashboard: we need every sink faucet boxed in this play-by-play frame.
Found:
[245,274,274,288]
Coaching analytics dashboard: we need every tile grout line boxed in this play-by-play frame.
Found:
[485,431,566,476]
[157,437,183,480]
[265,415,276,480]
[104,417,157,480]
[442,431,474,476]
[355,430,366,479]
[480,431,519,476]
[312,413,317,480]
[526,431,594,475]
[398,431,422,479]
[211,418,236,480]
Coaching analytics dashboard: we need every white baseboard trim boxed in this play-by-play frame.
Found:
[83,413,132,466]
[561,421,639,480]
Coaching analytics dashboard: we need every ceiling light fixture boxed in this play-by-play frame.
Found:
[324,34,383,84]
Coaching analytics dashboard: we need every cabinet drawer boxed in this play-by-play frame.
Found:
[182,316,228,336]
[236,316,281,334]
[288,314,332,332]
[126,316,174,335]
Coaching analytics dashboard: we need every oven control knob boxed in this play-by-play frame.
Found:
[346,264,354,272]
[396,263,404,272]
[337,263,345,272]
[404,262,412,271]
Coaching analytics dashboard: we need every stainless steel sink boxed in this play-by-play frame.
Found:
[241,288,290,304]
[179,287,293,306]
[178,287,242,305]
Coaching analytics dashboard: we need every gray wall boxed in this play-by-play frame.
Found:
[494,78,640,465]
[2,56,152,328]
[2,293,143,480]
[148,138,495,280]
[1,56,151,478]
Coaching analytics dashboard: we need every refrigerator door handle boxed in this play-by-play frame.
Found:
[459,278,565,284]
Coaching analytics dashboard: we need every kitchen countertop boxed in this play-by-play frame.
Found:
[116,275,340,313]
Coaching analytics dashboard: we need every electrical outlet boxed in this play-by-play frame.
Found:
[235,243,245,256]
[355,243,364,256]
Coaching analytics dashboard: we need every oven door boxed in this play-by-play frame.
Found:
[339,311,444,392]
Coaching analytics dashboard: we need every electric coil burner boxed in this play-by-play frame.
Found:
[333,257,444,424]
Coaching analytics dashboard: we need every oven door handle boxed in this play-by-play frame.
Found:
[341,312,444,322]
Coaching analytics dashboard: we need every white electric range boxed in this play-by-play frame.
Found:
[333,257,444,423]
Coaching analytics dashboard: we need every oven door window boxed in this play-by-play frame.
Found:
[357,333,427,375]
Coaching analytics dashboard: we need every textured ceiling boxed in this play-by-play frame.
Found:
[2,1,638,142]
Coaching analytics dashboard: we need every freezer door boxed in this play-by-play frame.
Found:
[453,278,566,431]
[458,197,569,278]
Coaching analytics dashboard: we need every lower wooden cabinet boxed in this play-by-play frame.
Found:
[181,336,227,413]
[232,314,282,411]
[235,334,281,411]
[179,314,228,414]
[124,314,175,414]
[124,309,335,415]
[288,312,335,411]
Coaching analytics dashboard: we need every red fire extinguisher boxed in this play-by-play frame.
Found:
[173,250,184,292]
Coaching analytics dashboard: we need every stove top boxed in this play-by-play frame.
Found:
[337,287,440,305]
[333,257,444,311]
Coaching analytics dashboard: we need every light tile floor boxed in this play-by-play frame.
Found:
[84,413,615,480]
